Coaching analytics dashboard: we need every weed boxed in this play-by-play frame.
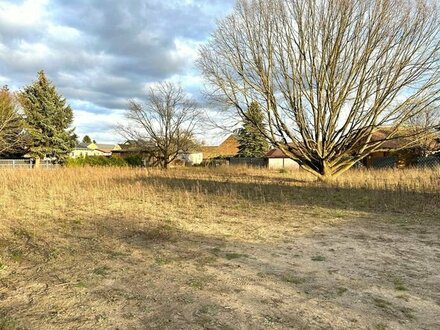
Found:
[110,251,127,258]
[336,287,348,296]
[264,315,283,325]
[74,281,88,289]
[187,278,206,290]
[155,257,172,265]
[93,266,111,276]
[311,255,326,261]
[9,249,24,263]
[224,253,248,260]
[0,315,18,330]
[396,294,410,302]
[393,277,407,291]
[373,297,392,309]
[281,273,305,284]
[13,228,31,240]
[400,307,415,320]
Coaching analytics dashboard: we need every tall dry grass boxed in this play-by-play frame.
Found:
[0,166,438,228]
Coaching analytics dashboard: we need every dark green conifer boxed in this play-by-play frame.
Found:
[19,71,76,161]
[237,101,268,157]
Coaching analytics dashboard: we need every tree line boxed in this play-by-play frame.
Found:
[1,0,438,177]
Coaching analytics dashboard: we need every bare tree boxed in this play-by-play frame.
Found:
[198,0,440,179]
[0,86,23,155]
[120,82,200,168]
[407,106,440,156]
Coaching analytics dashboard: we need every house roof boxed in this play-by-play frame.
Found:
[369,128,440,151]
[113,140,157,153]
[266,148,289,158]
[95,144,119,150]
[96,148,112,153]
[265,127,440,158]
[200,135,239,159]
[75,142,90,149]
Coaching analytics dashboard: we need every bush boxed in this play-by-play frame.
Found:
[66,156,128,167]
[124,155,145,167]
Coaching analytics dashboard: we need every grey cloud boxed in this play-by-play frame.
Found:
[0,0,235,141]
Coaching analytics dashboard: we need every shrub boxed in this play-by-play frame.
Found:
[124,155,145,167]
[66,156,128,167]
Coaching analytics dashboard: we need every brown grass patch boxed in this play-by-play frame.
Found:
[0,166,439,329]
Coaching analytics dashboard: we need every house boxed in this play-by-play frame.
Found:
[265,148,300,169]
[88,142,122,156]
[200,135,239,159]
[112,140,158,166]
[70,142,122,159]
[362,128,440,168]
[265,127,440,170]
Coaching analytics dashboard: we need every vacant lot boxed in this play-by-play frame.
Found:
[0,166,439,329]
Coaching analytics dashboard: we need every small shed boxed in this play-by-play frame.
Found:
[178,152,203,165]
[266,148,299,169]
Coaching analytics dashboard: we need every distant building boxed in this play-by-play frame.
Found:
[265,148,300,169]
[177,151,203,165]
[361,129,440,168]
[112,140,158,166]
[69,142,121,158]
[200,135,239,159]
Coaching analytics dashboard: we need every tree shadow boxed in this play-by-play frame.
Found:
[3,206,439,329]
[69,214,440,328]
[114,174,439,217]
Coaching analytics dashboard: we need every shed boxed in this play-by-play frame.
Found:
[266,148,299,169]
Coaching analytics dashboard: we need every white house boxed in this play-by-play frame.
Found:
[70,142,122,159]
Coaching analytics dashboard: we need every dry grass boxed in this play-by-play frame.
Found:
[0,166,439,329]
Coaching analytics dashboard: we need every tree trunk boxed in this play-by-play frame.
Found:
[317,161,334,182]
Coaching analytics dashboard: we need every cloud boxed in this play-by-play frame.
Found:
[0,0,235,142]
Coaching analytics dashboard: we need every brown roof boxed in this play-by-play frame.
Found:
[265,128,440,158]
[266,148,289,158]
[369,128,440,151]
[201,135,239,159]
[97,148,112,153]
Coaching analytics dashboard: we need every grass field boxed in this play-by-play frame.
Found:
[0,166,439,329]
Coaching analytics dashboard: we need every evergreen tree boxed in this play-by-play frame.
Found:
[82,135,92,144]
[237,101,269,157]
[19,71,76,162]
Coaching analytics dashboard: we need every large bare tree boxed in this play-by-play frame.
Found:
[120,82,200,168]
[198,0,440,179]
[0,86,23,155]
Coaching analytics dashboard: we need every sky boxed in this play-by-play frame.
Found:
[0,0,235,143]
